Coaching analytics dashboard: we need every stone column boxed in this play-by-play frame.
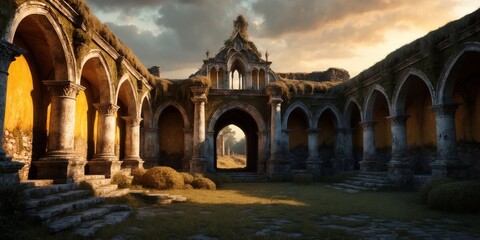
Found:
[431,104,468,178]
[306,128,321,175]
[183,128,193,171]
[333,128,346,173]
[121,116,144,169]
[34,80,85,183]
[207,131,215,172]
[359,121,382,172]
[0,40,26,188]
[387,115,414,188]
[341,128,355,171]
[88,103,121,177]
[267,90,288,178]
[142,128,159,168]
[257,131,267,174]
[190,86,208,172]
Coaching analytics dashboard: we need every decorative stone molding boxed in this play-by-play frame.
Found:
[43,80,85,99]
[94,103,119,116]
[0,40,26,75]
[190,86,208,102]
[360,121,377,130]
[387,115,409,126]
[121,116,143,127]
[431,104,458,116]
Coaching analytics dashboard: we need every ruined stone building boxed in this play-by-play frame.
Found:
[1,0,479,188]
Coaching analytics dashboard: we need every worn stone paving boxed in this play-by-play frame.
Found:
[112,207,479,239]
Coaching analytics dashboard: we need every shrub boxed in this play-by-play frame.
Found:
[420,177,456,203]
[142,167,184,190]
[191,178,216,190]
[204,173,230,188]
[427,181,480,213]
[183,184,194,190]
[131,168,147,186]
[111,172,132,189]
[180,172,195,185]
[78,181,94,192]
[293,173,314,185]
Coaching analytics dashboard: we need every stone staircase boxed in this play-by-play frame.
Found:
[223,172,268,182]
[327,172,394,193]
[22,177,132,237]
[81,175,130,197]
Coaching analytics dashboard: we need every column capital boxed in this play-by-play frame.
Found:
[93,103,119,116]
[306,128,319,133]
[121,116,143,126]
[190,86,208,103]
[269,96,283,105]
[360,121,377,130]
[387,115,409,126]
[43,80,85,99]
[335,128,353,134]
[431,104,459,116]
[0,40,26,74]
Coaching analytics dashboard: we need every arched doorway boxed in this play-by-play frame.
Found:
[344,99,363,170]
[216,124,247,169]
[157,106,185,171]
[286,108,309,170]
[213,109,258,172]
[317,109,337,174]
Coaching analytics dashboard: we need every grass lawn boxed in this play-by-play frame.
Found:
[14,182,480,239]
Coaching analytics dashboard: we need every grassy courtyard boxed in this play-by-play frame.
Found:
[15,182,480,239]
[94,182,480,239]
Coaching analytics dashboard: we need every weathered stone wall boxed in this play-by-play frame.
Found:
[3,129,32,181]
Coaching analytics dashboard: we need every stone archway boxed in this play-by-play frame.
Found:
[207,102,266,173]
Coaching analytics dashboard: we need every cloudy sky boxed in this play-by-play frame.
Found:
[85,0,479,79]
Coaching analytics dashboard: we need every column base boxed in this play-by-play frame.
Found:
[343,158,355,171]
[33,155,85,183]
[189,158,207,173]
[360,158,386,172]
[0,155,25,189]
[87,156,122,178]
[388,159,414,189]
[431,159,470,179]
[121,157,144,169]
[306,157,322,177]
[266,159,290,179]
[142,158,158,169]
[256,160,266,175]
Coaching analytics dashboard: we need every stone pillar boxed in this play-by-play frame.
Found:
[341,128,355,171]
[34,80,85,183]
[333,128,346,173]
[257,131,267,174]
[431,104,468,178]
[0,40,26,188]
[142,128,159,168]
[207,131,215,172]
[183,128,193,171]
[267,90,288,178]
[121,116,144,169]
[387,115,414,188]
[87,103,121,177]
[306,128,321,175]
[359,121,383,172]
[190,86,208,172]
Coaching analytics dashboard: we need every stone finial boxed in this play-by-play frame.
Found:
[265,50,269,61]
[206,49,210,59]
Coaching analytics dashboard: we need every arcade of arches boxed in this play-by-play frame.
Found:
[0,1,479,188]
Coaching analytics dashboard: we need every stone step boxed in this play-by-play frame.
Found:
[224,173,267,182]
[29,197,104,222]
[21,180,55,188]
[356,173,390,181]
[48,205,131,233]
[349,176,392,184]
[81,175,106,181]
[345,180,392,190]
[331,183,369,191]
[73,210,132,238]
[95,184,118,196]
[85,178,111,189]
[24,183,77,198]
[101,188,130,198]
[25,190,92,210]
